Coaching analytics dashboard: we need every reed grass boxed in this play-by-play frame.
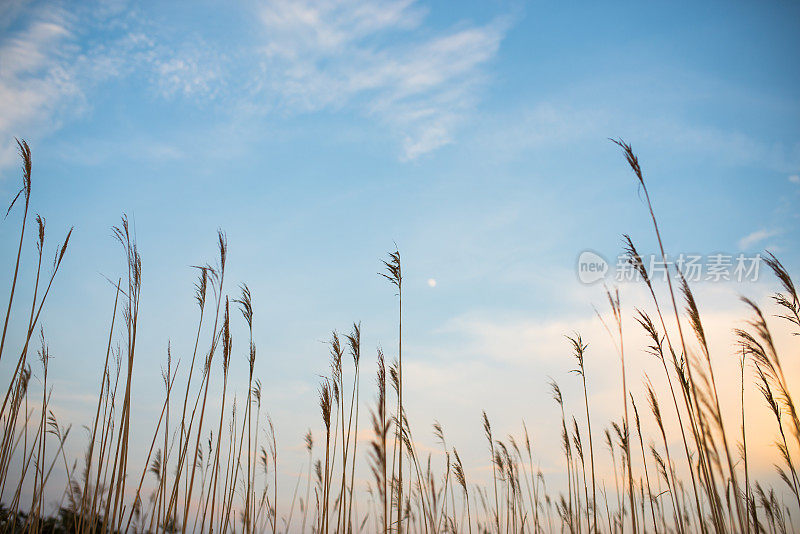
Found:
[0,139,798,533]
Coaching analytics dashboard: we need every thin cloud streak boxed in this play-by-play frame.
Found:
[0,8,77,168]
[253,0,508,159]
[0,0,511,171]
[738,228,779,250]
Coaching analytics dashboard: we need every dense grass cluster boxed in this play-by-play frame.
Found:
[0,138,798,533]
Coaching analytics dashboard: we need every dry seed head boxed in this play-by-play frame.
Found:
[267,415,277,456]
[630,394,642,435]
[452,448,466,492]
[401,428,413,455]
[150,449,163,480]
[193,266,209,309]
[379,249,402,289]
[679,272,708,356]
[260,447,269,475]
[204,346,214,375]
[55,227,74,269]
[739,297,779,371]
[567,333,587,375]
[612,420,628,450]
[217,229,227,274]
[777,465,794,496]
[319,381,332,430]
[36,214,45,253]
[46,410,60,437]
[494,448,505,479]
[222,297,232,373]
[248,341,256,376]
[605,286,622,325]
[764,251,797,302]
[755,483,772,517]
[610,138,644,186]
[433,421,444,446]
[234,283,253,330]
[345,322,361,365]
[497,440,511,468]
[482,411,492,443]
[635,309,664,359]
[19,365,31,393]
[523,421,531,455]
[622,234,651,287]
[375,348,386,404]
[389,360,399,394]
[755,364,780,418]
[548,379,563,407]
[18,138,32,196]
[604,429,614,452]
[329,331,343,382]
[572,417,584,461]
[650,444,667,481]
[763,252,800,328]
[6,138,32,216]
[645,378,664,432]
[161,342,172,388]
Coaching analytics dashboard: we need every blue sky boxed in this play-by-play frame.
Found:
[1,0,799,516]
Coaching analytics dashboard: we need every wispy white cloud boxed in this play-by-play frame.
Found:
[0,0,509,169]
[738,228,779,250]
[253,0,508,159]
[790,174,800,184]
[0,3,235,173]
[152,54,222,100]
[139,31,229,101]
[0,8,79,169]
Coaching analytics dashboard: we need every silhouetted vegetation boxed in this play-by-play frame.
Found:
[1,138,797,532]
